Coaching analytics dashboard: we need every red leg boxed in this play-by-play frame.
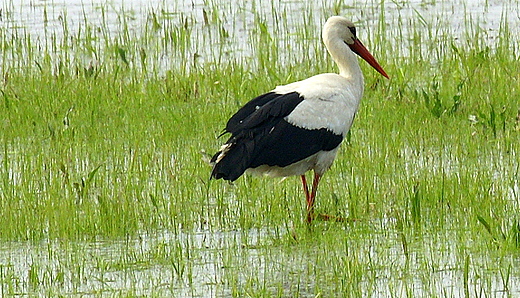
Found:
[311,172,321,204]
[305,172,321,224]
[301,175,313,223]
[303,172,346,223]
[301,174,312,221]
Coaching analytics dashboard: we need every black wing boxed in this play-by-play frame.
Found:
[211,92,343,181]
[225,92,282,134]
[225,92,303,134]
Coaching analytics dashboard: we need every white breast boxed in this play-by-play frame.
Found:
[274,73,363,136]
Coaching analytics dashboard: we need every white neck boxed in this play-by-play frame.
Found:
[323,33,364,92]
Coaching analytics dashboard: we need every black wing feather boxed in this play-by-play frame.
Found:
[249,120,342,168]
[225,91,303,134]
[225,92,281,133]
[211,91,343,181]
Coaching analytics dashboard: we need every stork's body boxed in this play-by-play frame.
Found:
[210,16,388,223]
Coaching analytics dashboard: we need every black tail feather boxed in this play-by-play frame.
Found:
[210,138,255,181]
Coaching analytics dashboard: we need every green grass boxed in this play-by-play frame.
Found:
[1,0,520,296]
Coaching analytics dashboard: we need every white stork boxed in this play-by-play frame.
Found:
[210,16,389,223]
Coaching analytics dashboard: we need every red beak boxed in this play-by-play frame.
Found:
[348,38,389,79]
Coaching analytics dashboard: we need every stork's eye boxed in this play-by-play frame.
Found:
[348,26,356,37]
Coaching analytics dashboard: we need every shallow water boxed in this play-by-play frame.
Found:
[5,0,519,37]
[3,0,520,68]
[1,226,519,297]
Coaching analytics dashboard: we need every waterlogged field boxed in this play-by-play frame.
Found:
[1,0,519,297]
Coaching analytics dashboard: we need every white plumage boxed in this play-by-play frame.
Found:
[211,16,388,223]
[280,74,361,136]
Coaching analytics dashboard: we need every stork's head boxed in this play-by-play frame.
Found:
[323,16,389,79]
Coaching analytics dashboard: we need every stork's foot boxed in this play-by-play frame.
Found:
[306,213,348,223]
[315,213,347,222]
